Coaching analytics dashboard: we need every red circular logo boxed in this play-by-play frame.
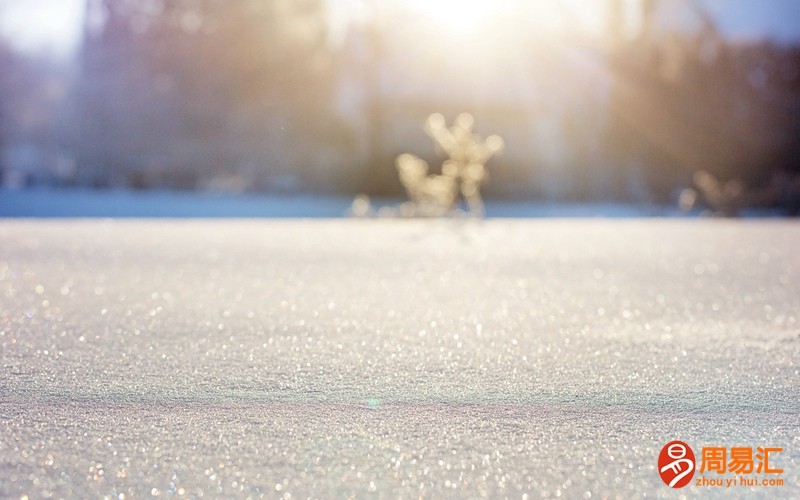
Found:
[658,441,696,488]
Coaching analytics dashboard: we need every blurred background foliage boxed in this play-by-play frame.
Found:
[0,0,798,211]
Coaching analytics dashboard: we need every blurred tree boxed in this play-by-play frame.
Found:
[74,0,340,191]
[0,39,9,184]
[0,38,70,187]
[605,0,800,206]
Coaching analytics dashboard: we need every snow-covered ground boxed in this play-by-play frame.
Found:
[1,219,798,497]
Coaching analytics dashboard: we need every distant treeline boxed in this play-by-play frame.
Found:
[0,0,798,210]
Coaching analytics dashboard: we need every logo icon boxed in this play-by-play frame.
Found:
[658,440,696,488]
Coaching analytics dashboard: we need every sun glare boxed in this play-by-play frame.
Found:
[406,0,512,35]
[0,0,84,55]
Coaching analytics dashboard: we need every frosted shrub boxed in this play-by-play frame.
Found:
[395,153,458,217]
[397,113,503,217]
[680,170,800,216]
[680,170,745,217]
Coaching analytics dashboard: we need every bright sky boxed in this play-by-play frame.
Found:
[1,0,799,57]
[706,0,800,43]
[0,0,85,55]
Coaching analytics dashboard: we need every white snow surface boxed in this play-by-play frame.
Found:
[1,219,798,498]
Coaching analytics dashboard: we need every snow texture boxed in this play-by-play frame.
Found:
[1,219,798,498]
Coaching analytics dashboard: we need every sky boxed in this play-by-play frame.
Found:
[706,0,800,43]
[0,0,799,57]
[0,0,85,55]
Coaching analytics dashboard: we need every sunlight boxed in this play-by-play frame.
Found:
[0,0,84,55]
[399,0,611,40]
[405,0,512,35]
